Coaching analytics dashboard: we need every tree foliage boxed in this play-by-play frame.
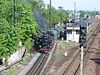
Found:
[0,0,69,59]
[27,0,69,28]
[0,0,39,59]
[79,10,96,19]
[42,6,69,28]
[27,0,45,10]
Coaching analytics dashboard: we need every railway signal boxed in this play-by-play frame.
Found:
[79,23,87,48]
[79,20,87,75]
[63,26,67,40]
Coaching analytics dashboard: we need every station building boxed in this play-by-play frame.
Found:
[66,23,80,43]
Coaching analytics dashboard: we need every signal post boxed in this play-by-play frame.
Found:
[79,20,87,75]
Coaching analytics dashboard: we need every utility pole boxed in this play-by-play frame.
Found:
[80,46,83,75]
[74,2,76,20]
[58,6,63,26]
[79,21,87,75]
[49,0,52,29]
[73,2,76,44]
[12,0,17,26]
[14,0,16,26]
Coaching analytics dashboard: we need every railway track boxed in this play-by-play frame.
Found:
[27,41,59,75]
[27,53,48,75]
[74,25,100,75]
[61,23,100,75]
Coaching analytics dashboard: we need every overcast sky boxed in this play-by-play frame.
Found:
[44,0,100,11]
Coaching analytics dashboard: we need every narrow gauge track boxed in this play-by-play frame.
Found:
[61,23,100,75]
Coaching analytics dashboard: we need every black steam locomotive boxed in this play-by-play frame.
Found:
[32,32,53,52]
[32,26,67,52]
[33,11,67,52]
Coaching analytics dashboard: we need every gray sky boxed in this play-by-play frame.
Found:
[44,0,100,11]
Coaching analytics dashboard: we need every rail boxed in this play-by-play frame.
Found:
[61,23,100,75]
[27,41,59,75]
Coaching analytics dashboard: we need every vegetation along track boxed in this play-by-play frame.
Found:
[62,23,100,75]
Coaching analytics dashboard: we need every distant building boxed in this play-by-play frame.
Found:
[66,23,80,43]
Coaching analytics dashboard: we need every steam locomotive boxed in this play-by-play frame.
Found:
[32,26,67,52]
[33,11,67,52]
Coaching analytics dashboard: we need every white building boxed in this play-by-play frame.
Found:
[66,23,80,43]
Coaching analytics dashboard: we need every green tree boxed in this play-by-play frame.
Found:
[42,6,69,28]
[0,0,39,60]
[27,0,45,10]
[79,11,85,19]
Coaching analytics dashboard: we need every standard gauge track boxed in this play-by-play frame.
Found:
[27,53,48,75]
[27,41,59,75]
[61,23,100,75]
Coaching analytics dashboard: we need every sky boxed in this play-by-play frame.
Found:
[44,0,100,11]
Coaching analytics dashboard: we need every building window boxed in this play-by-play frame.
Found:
[67,30,72,34]
[76,30,80,34]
